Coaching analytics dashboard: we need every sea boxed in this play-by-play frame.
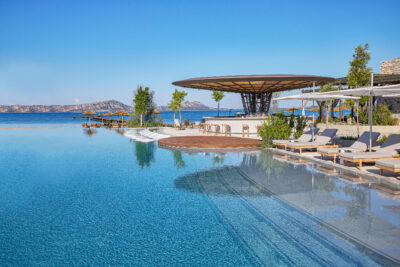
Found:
[0,109,349,128]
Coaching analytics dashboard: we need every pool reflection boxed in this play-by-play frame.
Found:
[174,151,400,264]
[134,142,156,168]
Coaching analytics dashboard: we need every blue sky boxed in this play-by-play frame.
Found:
[1,0,399,108]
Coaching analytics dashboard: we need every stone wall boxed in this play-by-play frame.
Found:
[378,58,400,113]
[380,58,400,74]
[315,123,400,138]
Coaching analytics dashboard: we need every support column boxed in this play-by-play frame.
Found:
[240,92,273,114]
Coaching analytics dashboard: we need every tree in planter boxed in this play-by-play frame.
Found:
[346,43,372,123]
[170,89,187,128]
[133,86,152,127]
[212,90,225,117]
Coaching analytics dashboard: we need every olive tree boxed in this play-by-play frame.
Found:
[133,85,153,127]
[170,89,187,128]
[212,90,225,117]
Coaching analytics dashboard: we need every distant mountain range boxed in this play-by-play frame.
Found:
[0,100,228,113]
[0,100,132,113]
[158,101,227,111]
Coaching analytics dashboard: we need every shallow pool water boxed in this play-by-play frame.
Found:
[0,129,399,266]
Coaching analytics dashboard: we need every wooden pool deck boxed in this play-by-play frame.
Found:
[158,136,260,149]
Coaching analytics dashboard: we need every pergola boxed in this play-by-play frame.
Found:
[172,74,335,114]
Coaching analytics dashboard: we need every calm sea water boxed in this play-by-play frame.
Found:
[0,110,241,128]
[0,109,350,128]
[0,128,399,265]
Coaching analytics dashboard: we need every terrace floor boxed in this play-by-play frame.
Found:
[158,136,260,149]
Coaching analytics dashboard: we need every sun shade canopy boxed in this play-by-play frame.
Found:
[273,94,360,101]
[315,84,400,97]
[172,75,335,93]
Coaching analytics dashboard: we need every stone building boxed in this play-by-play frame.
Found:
[377,58,400,114]
[380,58,400,75]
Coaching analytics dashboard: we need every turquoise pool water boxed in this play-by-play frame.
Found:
[0,129,399,266]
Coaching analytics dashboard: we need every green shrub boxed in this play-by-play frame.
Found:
[372,104,397,126]
[359,107,368,124]
[358,104,397,126]
[377,135,389,143]
[128,114,164,127]
[258,115,292,147]
[294,116,308,139]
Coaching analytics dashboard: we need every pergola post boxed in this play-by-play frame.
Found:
[240,92,273,114]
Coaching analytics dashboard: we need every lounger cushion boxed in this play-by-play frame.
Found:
[318,131,380,154]
[339,152,392,160]
[378,134,400,156]
[318,147,361,154]
[288,129,337,148]
[289,141,327,148]
[350,132,380,151]
[273,140,290,144]
[273,128,319,144]
[375,160,400,169]
[297,128,319,142]
[314,129,338,144]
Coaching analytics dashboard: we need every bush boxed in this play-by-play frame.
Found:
[377,135,389,143]
[372,104,397,126]
[258,115,292,147]
[358,104,397,126]
[128,114,164,127]
[294,116,308,139]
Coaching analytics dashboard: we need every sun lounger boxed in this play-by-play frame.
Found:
[287,129,338,154]
[273,128,319,150]
[317,131,380,163]
[339,134,400,170]
[375,159,400,176]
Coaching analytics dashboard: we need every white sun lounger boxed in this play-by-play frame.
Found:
[287,129,338,154]
[339,134,400,170]
[273,128,319,150]
[317,131,380,163]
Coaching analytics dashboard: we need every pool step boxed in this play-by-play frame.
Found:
[197,167,380,266]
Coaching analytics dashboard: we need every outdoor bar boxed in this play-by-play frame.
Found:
[173,75,335,134]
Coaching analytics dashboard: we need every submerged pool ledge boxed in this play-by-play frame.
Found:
[267,148,400,190]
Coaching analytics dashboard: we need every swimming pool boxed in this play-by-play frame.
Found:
[0,129,399,266]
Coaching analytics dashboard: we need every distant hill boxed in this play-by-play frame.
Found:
[0,100,231,113]
[0,100,132,113]
[158,101,226,111]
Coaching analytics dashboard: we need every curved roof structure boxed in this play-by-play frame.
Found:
[172,74,335,93]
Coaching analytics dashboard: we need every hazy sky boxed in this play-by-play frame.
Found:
[1,0,399,108]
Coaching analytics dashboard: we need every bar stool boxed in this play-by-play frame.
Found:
[198,123,205,133]
[212,124,221,135]
[203,124,210,134]
[222,124,231,136]
[242,124,249,137]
